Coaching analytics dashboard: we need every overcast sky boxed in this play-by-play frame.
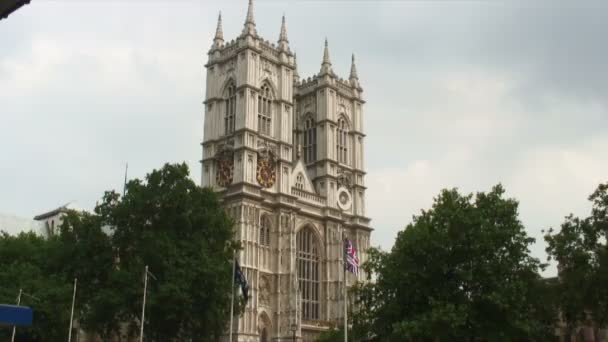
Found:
[1,0,607,275]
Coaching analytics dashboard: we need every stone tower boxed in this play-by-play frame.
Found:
[201,1,371,341]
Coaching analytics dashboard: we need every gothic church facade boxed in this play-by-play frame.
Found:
[201,1,371,341]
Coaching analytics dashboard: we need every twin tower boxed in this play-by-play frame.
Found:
[201,1,371,341]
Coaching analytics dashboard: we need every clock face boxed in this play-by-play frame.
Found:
[339,192,349,205]
[337,187,352,211]
[216,157,234,188]
[256,157,276,188]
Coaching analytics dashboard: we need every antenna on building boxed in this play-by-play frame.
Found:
[123,162,128,197]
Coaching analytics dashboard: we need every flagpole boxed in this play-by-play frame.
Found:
[123,162,128,197]
[344,243,348,342]
[11,289,22,342]
[140,265,148,342]
[68,278,77,342]
[229,254,236,342]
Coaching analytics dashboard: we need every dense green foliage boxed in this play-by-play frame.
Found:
[351,185,557,342]
[545,182,608,339]
[0,163,239,341]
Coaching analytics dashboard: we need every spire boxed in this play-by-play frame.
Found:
[279,14,288,43]
[241,0,257,37]
[349,53,358,80]
[323,38,331,65]
[293,53,299,80]
[213,12,224,46]
[320,38,333,75]
[278,14,289,52]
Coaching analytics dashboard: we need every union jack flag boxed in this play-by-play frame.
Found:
[344,238,360,275]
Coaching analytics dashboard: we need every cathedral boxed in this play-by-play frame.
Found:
[201,1,372,341]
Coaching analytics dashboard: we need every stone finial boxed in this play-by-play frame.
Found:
[241,0,257,37]
[320,38,333,75]
[278,14,289,52]
[279,14,288,43]
[349,53,358,80]
[323,38,331,65]
[293,53,300,80]
[213,12,224,46]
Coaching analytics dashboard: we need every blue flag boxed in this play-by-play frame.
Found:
[234,260,250,301]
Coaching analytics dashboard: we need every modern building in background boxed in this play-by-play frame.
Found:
[201,1,372,341]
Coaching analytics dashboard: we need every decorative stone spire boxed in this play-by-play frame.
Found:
[349,53,358,80]
[278,14,289,52]
[293,53,300,82]
[320,38,333,75]
[213,12,224,48]
[241,0,257,37]
[279,15,288,42]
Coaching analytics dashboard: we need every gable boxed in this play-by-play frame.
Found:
[291,159,316,194]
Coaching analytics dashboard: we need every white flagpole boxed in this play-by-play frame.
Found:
[344,249,348,342]
[229,254,236,342]
[11,288,22,342]
[140,265,148,342]
[68,278,77,342]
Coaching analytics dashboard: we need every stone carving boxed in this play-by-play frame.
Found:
[259,275,271,306]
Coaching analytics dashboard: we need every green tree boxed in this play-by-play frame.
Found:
[0,232,74,341]
[545,182,608,341]
[1,163,240,341]
[80,162,239,340]
[353,185,557,342]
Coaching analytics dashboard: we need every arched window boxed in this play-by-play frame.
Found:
[297,227,320,320]
[295,173,304,190]
[260,216,270,247]
[336,117,348,164]
[225,84,236,135]
[258,84,272,136]
[303,117,316,163]
[260,327,268,342]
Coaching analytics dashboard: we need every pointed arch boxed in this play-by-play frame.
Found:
[259,214,271,247]
[258,311,272,342]
[301,113,317,164]
[296,224,322,321]
[259,78,278,98]
[221,77,236,96]
[223,78,237,135]
[258,80,275,136]
[336,114,350,164]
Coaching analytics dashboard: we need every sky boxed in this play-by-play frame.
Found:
[1,0,607,275]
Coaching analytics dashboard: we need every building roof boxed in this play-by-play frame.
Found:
[33,202,81,220]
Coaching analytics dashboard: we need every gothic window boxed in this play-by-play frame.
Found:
[258,84,272,136]
[259,215,270,247]
[297,227,320,321]
[260,328,268,342]
[303,117,317,164]
[295,173,304,190]
[225,83,236,135]
[336,117,349,164]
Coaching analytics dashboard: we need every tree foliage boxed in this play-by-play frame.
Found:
[352,185,557,341]
[0,163,239,341]
[545,182,608,339]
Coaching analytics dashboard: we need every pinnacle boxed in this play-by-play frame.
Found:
[350,53,358,80]
[241,0,257,37]
[319,38,333,76]
[245,0,255,25]
[322,38,331,66]
[214,12,223,41]
[279,14,288,43]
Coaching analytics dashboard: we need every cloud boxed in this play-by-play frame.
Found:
[0,0,606,278]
